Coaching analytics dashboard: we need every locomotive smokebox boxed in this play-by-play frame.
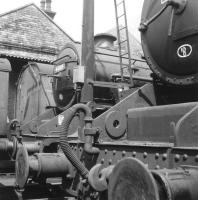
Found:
[140,0,198,85]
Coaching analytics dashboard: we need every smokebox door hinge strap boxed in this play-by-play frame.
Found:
[139,0,187,32]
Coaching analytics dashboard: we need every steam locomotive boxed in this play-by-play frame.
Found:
[1,0,198,199]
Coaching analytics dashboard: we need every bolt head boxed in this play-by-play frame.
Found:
[174,154,180,162]
[155,153,160,159]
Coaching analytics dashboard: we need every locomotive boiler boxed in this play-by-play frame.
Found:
[3,0,198,199]
[52,39,122,110]
[52,36,148,112]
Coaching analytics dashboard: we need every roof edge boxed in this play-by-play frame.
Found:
[0,41,58,55]
[0,3,79,44]
[34,4,77,43]
[0,2,35,18]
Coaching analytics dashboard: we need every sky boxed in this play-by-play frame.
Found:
[0,0,144,42]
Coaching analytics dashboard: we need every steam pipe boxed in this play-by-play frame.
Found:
[0,138,40,159]
[0,139,13,153]
[29,153,72,179]
[83,116,99,154]
[59,104,98,179]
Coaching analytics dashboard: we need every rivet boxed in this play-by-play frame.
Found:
[132,151,136,157]
[162,153,167,161]
[155,153,160,160]
[143,152,148,158]
[122,151,126,157]
[183,154,188,161]
[175,154,180,162]
[113,150,116,155]
[155,165,160,170]
[105,149,108,154]
[109,159,112,165]
[66,174,72,179]
[101,159,105,164]
[195,155,198,162]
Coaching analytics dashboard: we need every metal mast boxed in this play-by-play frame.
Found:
[80,0,95,103]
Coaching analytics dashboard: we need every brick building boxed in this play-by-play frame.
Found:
[0,2,74,63]
[0,2,75,120]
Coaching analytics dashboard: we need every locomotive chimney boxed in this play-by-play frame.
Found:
[40,0,56,19]
[94,33,117,49]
